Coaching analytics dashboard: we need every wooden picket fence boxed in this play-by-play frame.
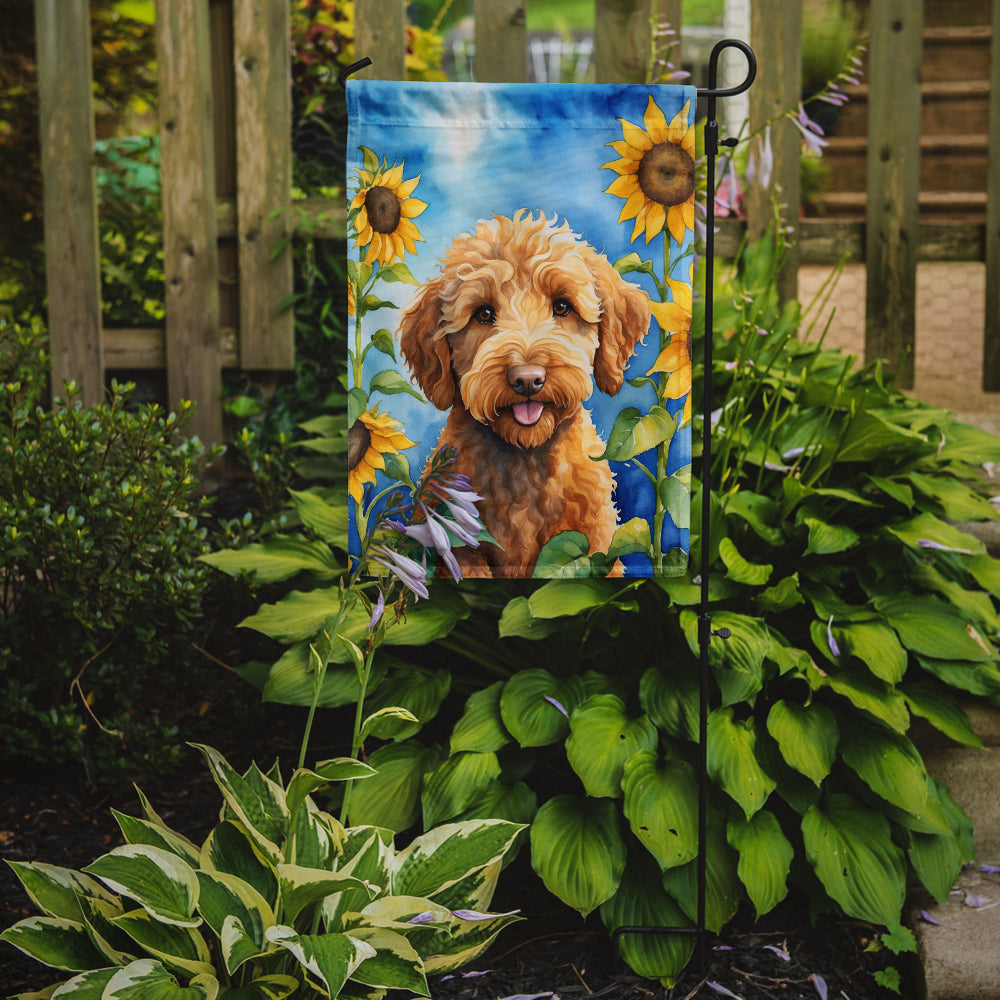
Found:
[34,0,1000,445]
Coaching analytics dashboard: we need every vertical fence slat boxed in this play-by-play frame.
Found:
[983,0,1000,390]
[157,0,223,444]
[34,0,103,405]
[864,0,923,389]
[233,0,294,369]
[594,0,652,83]
[474,0,526,82]
[354,0,407,80]
[747,0,801,304]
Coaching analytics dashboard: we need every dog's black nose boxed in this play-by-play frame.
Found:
[508,364,546,397]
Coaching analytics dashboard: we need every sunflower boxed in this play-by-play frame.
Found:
[603,96,696,245]
[348,407,416,506]
[350,155,427,267]
[647,272,693,423]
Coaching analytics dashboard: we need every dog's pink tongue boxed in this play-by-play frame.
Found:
[512,401,544,426]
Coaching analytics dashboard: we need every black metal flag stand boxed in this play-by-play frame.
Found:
[340,37,758,974]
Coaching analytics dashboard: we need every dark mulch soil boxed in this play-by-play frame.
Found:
[1,745,915,1000]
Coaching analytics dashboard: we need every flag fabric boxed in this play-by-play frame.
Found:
[346,80,696,579]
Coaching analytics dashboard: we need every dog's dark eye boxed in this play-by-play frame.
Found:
[553,298,573,317]
[474,305,496,325]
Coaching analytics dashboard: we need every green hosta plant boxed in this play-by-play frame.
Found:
[1,744,523,999]
[343,231,1000,984]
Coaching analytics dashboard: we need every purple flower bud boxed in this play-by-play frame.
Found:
[407,911,438,924]
[827,616,841,658]
[812,974,828,1000]
[367,590,385,631]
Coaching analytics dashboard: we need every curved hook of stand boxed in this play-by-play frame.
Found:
[698,38,757,99]
[338,57,373,90]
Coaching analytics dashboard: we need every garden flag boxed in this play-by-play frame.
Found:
[346,80,696,580]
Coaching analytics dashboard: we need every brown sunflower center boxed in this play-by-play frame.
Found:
[637,142,696,207]
[348,420,371,472]
[364,185,402,234]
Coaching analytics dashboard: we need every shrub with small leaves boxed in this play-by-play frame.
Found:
[0,317,220,782]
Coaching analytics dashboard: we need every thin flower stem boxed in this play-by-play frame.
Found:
[340,644,377,826]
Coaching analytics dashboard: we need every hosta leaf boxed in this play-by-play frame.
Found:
[346,926,428,994]
[916,655,1000,697]
[874,594,995,662]
[838,718,928,816]
[111,909,214,978]
[424,907,522,974]
[900,680,982,748]
[833,621,907,684]
[45,966,118,998]
[718,537,772,586]
[727,811,793,917]
[322,830,393,930]
[450,682,511,754]
[112,812,201,868]
[215,975,299,1000]
[639,665,699,743]
[260,645,384,709]
[5,862,118,923]
[265,926,375,997]
[499,670,585,747]
[966,553,1000,597]
[566,695,658,798]
[756,573,805,614]
[421,751,502,828]
[195,871,273,974]
[527,579,616,618]
[599,853,694,987]
[725,490,784,545]
[908,790,967,907]
[199,822,278,910]
[621,751,698,871]
[347,740,442,832]
[103,959,217,1000]
[362,667,451,740]
[834,409,926,463]
[530,795,626,917]
[765,700,838,786]
[660,811,741,933]
[276,865,374,925]
[680,610,770,706]
[597,405,678,462]
[497,596,564,639]
[285,759,376,822]
[0,916,107,971]
[288,489,349,548]
[83,846,200,928]
[707,708,776,818]
[393,820,524,900]
[905,472,998,522]
[199,536,339,584]
[453,779,538,827]
[802,794,906,926]
[802,517,859,556]
[809,661,910,732]
[886,511,985,556]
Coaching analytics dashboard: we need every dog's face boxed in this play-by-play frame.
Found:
[399,212,651,450]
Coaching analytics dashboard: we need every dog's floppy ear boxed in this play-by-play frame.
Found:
[590,254,652,396]
[398,277,456,411]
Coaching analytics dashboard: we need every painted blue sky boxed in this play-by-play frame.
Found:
[346,80,697,572]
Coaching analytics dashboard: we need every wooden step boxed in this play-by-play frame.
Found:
[821,134,989,193]
[813,189,987,222]
[922,25,993,83]
[833,80,991,137]
[922,0,992,28]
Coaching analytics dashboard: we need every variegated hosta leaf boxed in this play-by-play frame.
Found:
[423,859,501,916]
[765,700,838,786]
[450,682,511,754]
[288,801,343,870]
[707,707,776,819]
[421,906,523,975]
[265,926,376,998]
[276,864,376,925]
[45,966,118,997]
[452,779,538,828]
[191,745,288,863]
[200,822,278,910]
[599,853,694,987]
[214,974,300,1000]
[420,751,501,829]
[83,846,200,928]
[285,760,375,824]
[323,829,393,931]
[344,926,429,995]
[0,916,107,972]
[726,810,793,917]
[195,871,274,974]
[112,811,202,868]
[77,894,136,966]
[110,908,214,979]
[102,958,218,999]
[621,751,699,871]
[529,795,626,917]
[4,861,118,922]
[566,695,658,798]
[802,793,906,926]
[391,820,524,901]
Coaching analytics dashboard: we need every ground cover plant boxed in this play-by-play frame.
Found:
[201,227,1000,987]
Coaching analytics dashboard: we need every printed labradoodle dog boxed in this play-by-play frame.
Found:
[399,210,651,578]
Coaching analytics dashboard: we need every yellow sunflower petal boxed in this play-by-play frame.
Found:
[607,139,644,160]
[646,340,690,376]
[644,202,666,243]
[649,300,690,333]
[667,205,688,245]
[383,162,404,187]
[643,95,670,144]
[669,99,692,134]
[601,156,640,175]
[400,197,428,219]
[397,175,421,198]
[664,277,693,312]
[661,361,693,399]
[618,118,654,152]
[605,174,640,199]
